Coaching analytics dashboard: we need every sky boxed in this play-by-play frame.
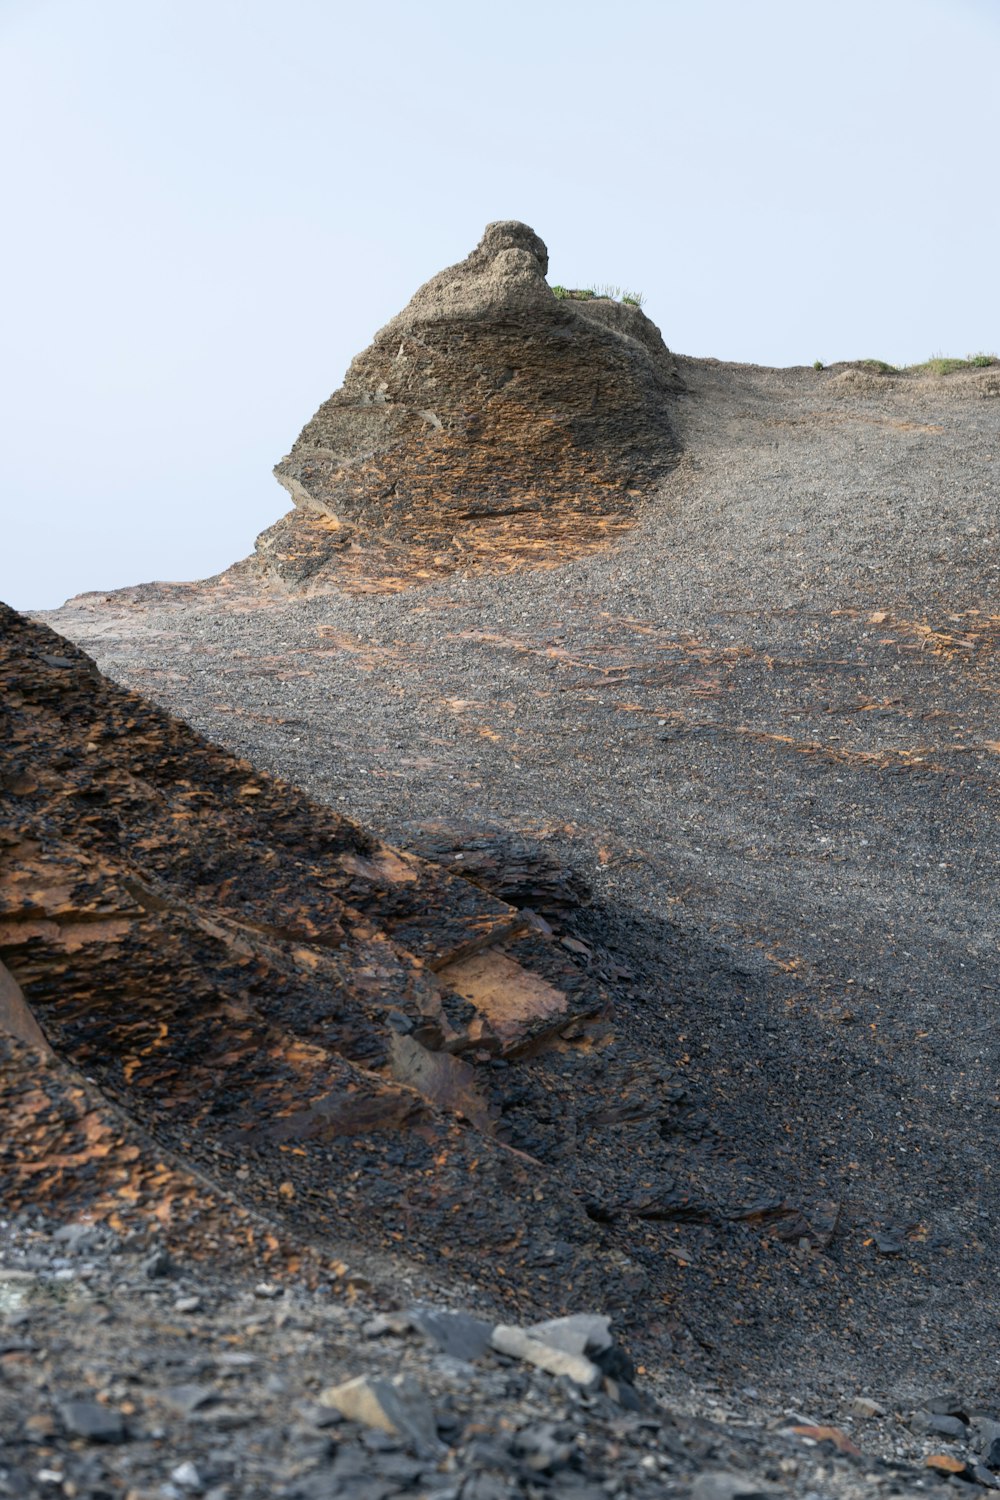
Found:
[2,0,998,610]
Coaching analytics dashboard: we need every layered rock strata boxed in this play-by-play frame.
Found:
[0,603,623,1305]
[255,221,680,590]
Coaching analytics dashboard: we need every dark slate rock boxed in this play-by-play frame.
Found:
[408,1306,494,1362]
[143,1248,176,1279]
[926,1413,968,1439]
[57,1397,126,1443]
[927,1393,969,1418]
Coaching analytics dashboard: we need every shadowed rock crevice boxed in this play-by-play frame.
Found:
[254,221,681,591]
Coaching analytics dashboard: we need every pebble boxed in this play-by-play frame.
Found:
[170,1459,204,1490]
[174,1295,202,1315]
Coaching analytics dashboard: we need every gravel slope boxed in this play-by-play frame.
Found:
[41,355,1000,1408]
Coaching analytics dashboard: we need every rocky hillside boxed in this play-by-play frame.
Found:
[12,222,1000,1497]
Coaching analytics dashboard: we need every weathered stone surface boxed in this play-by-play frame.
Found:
[257,221,680,592]
[317,1373,442,1456]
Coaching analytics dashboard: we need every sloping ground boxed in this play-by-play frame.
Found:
[40,354,1000,1409]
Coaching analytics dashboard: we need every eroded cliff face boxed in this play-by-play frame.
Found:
[255,222,680,591]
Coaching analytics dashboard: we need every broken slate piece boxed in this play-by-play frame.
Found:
[491,1324,601,1388]
[927,1414,967,1439]
[848,1396,886,1419]
[318,1373,443,1457]
[57,1398,126,1443]
[408,1305,494,1362]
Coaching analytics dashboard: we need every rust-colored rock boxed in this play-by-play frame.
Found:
[254,221,680,591]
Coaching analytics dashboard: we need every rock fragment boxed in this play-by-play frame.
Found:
[317,1373,443,1457]
[56,1398,125,1443]
[491,1324,601,1388]
[407,1305,494,1362]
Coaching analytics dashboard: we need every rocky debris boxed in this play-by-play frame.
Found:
[8,599,920,1363]
[253,221,680,592]
[400,818,592,923]
[1,1213,964,1500]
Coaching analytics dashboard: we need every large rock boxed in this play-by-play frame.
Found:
[256,221,680,590]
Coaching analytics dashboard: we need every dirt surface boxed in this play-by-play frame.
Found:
[27,352,1000,1490]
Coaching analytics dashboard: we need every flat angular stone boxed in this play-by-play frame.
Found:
[318,1373,443,1457]
[407,1306,494,1363]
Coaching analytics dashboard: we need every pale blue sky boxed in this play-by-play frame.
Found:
[2,0,998,609]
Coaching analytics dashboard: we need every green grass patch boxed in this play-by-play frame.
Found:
[551,284,645,307]
[906,352,998,375]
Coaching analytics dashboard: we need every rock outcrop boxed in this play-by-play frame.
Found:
[254,221,680,590]
[0,602,629,1307]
